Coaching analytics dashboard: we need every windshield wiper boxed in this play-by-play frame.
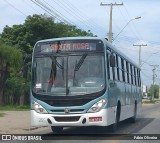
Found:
[73,53,88,86]
[47,57,56,92]
[74,53,88,71]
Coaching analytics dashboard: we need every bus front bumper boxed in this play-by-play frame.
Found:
[31,109,110,127]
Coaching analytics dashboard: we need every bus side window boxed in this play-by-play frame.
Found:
[139,70,141,86]
[106,53,110,79]
[132,66,135,85]
[111,53,116,80]
[121,58,125,82]
[118,56,122,82]
[107,52,115,81]
[116,54,120,81]
[128,63,130,84]
[124,60,127,83]
[134,67,137,86]
[126,61,130,84]
[109,55,113,80]
[137,69,141,87]
[130,64,133,85]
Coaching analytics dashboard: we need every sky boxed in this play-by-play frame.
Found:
[1,0,160,86]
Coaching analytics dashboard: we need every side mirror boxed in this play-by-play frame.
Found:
[110,54,115,67]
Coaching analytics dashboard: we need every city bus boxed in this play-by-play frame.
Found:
[30,37,142,133]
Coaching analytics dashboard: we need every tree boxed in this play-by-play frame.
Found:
[0,14,94,105]
[1,14,94,55]
[148,84,159,99]
[0,42,23,105]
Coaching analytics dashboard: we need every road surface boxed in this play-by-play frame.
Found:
[1,103,160,143]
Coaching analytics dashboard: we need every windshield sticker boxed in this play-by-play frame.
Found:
[35,83,42,88]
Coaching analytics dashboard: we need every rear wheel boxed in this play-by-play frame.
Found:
[130,104,137,123]
[51,126,63,134]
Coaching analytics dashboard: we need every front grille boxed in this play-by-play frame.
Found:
[44,98,92,107]
[54,116,80,122]
[51,109,84,113]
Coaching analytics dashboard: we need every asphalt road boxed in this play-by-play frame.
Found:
[1,103,160,143]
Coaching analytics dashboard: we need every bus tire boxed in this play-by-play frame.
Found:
[109,103,120,132]
[51,126,63,134]
[130,103,137,123]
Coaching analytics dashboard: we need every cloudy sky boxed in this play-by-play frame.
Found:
[1,0,160,86]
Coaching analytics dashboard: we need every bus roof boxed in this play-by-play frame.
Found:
[36,36,103,43]
[36,37,139,69]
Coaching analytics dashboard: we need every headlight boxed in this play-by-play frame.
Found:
[87,99,107,113]
[32,101,48,114]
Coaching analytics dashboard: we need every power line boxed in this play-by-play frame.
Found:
[39,0,74,25]
[4,0,27,17]
[31,0,103,36]
[24,0,41,14]
[50,0,102,35]
[60,0,105,36]
[63,0,104,30]
[31,0,61,22]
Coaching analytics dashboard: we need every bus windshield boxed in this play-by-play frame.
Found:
[32,39,105,96]
[32,54,105,96]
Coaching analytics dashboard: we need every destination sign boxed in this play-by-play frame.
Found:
[50,43,91,51]
[35,40,104,53]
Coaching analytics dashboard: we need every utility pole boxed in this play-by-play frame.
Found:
[133,44,147,67]
[159,80,160,99]
[157,70,160,99]
[100,2,123,43]
[150,65,159,100]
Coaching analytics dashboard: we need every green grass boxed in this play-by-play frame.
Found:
[0,113,5,117]
[0,105,30,111]
[143,99,160,104]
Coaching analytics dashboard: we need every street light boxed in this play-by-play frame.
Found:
[113,16,141,41]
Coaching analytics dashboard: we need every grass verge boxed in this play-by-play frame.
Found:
[0,113,5,117]
[143,99,160,104]
[0,105,30,111]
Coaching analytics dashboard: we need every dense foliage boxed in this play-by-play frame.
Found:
[148,84,159,99]
[0,42,23,105]
[0,14,94,105]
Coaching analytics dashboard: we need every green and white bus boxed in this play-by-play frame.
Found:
[30,37,142,133]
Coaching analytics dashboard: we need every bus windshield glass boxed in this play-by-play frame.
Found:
[32,39,105,96]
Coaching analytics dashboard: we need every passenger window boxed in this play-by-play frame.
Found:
[121,58,125,82]
[126,61,130,83]
[130,65,133,84]
[134,67,137,86]
[106,54,110,79]
[116,55,120,81]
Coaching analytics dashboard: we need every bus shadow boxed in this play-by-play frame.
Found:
[120,117,155,134]
[60,117,155,135]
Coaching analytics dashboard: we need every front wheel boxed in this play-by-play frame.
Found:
[109,107,120,132]
[51,126,63,134]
